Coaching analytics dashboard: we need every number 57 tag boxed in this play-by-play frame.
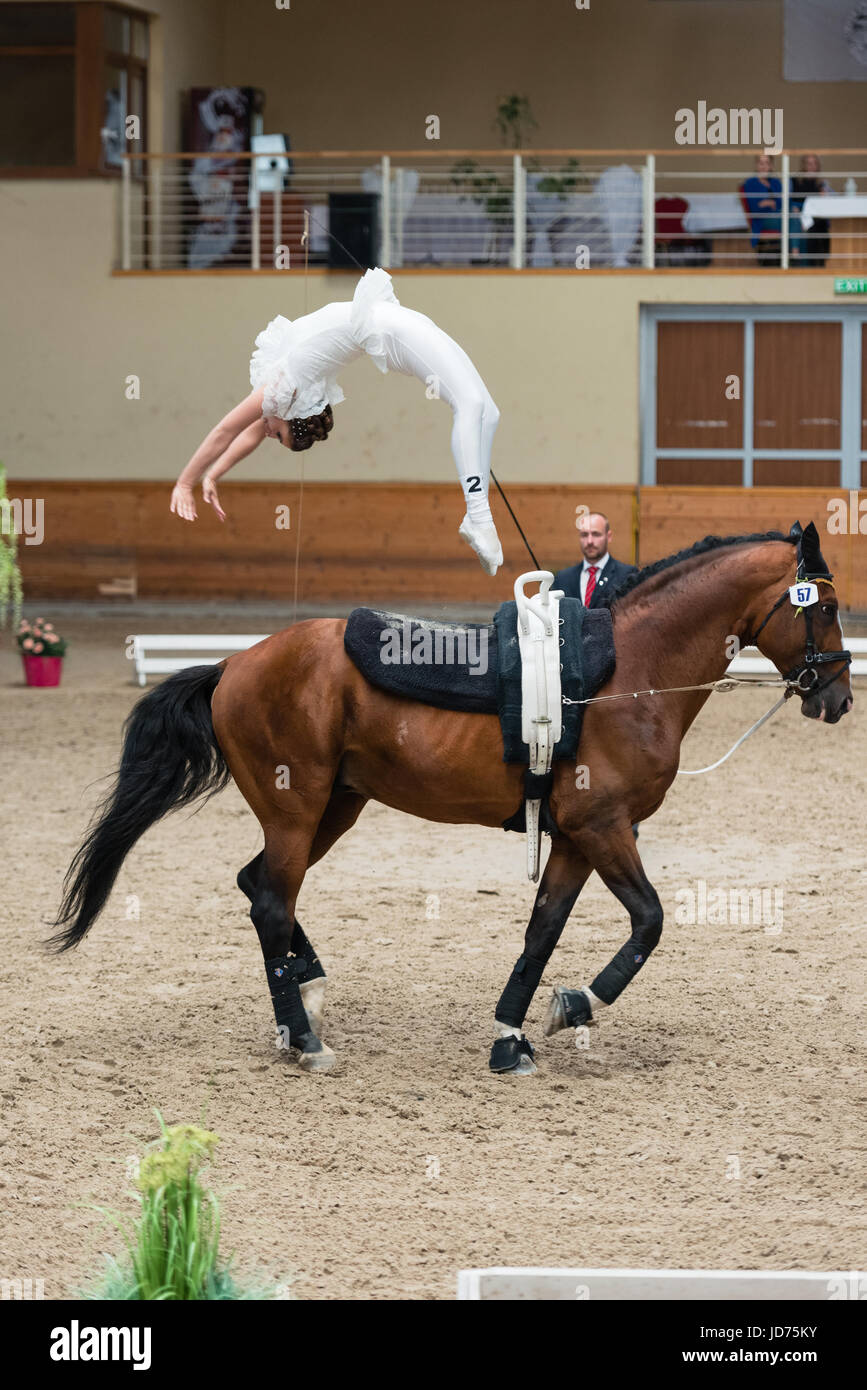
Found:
[789,582,819,607]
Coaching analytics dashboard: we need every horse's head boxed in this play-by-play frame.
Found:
[748,522,853,724]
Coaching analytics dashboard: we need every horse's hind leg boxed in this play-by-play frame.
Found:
[237,849,327,1033]
[490,840,592,1075]
[544,822,663,1039]
[239,791,367,1056]
[249,828,337,1072]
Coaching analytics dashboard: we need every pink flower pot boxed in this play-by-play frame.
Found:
[22,655,63,687]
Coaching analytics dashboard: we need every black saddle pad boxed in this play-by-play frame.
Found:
[343,609,498,714]
[343,599,616,763]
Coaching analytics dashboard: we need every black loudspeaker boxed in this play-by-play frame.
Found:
[327,191,379,268]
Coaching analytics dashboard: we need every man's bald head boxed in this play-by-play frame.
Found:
[577,512,611,563]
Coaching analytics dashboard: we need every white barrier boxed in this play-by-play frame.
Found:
[456,1267,865,1301]
[131,635,269,687]
[728,639,867,678]
[129,635,867,689]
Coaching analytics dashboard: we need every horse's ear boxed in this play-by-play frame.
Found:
[800,520,827,573]
[789,521,804,543]
[793,519,832,578]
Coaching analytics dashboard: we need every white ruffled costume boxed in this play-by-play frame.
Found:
[249,269,503,574]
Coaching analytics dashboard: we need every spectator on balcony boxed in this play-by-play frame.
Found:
[791,153,832,267]
[740,154,804,267]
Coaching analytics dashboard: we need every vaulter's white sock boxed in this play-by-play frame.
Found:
[459,516,503,576]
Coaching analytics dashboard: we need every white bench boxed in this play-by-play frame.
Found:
[130,634,270,687]
[728,639,867,678]
[457,1266,865,1300]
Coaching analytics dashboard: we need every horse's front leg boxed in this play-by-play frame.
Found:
[544,822,663,1039]
[489,839,592,1075]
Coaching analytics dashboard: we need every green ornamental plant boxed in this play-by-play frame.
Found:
[91,1114,240,1300]
[450,96,590,257]
[0,463,23,631]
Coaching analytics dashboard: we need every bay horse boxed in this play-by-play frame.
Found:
[51,523,852,1074]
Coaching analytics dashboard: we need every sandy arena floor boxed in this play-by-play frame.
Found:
[1,612,865,1300]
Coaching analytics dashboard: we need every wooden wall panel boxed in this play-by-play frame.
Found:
[639,486,867,612]
[656,321,743,451]
[12,480,864,612]
[8,482,636,606]
[752,459,841,487]
[657,458,742,486]
[753,322,842,452]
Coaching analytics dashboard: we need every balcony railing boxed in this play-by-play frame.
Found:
[118,149,867,273]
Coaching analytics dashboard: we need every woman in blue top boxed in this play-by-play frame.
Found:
[741,154,803,267]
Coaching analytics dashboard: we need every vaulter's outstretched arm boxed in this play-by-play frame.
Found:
[170,389,265,521]
[199,420,271,522]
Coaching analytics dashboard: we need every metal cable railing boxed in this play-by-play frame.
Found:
[118,150,867,273]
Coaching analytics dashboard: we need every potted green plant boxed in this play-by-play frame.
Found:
[450,94,538,262]
[17,616,67,686]
[450,97,590,263]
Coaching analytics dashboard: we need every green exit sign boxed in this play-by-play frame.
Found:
[834,276,867,294]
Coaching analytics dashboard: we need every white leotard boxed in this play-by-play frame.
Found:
[249,269,500,532]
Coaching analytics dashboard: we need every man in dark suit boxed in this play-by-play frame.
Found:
[553,512,637,606]
[555,511,640,839]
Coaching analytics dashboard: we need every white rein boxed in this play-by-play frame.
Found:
[562,676,795,777]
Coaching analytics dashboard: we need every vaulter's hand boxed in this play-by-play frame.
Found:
[202,474,226,522]
[170,482,197,521]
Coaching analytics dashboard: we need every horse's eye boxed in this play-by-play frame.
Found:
[821,604,835,617]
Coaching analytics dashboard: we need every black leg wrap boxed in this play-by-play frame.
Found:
[290,920,326,984]
[265,956,312,1045]
[589,933,658,1006]
[489,1034,535,1073]
[495,954,548,1029]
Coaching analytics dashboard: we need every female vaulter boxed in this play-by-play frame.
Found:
[170,267,504,575]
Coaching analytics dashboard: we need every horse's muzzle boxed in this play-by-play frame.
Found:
[802,687,853,724]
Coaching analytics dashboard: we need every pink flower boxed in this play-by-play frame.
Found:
[43,623,54,631]
[22,637,34,650]
[18,620,30,631]
[33,642,44,653]
[35,617,44,624]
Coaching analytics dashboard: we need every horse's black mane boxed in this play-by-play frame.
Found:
[600,529,795,609]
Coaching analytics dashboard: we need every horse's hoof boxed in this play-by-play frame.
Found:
[297,1035,337,1072]
[543,987,568,1037]
[489,1033,536,1075]
[544,986,594,1036]
[300,977,327,1036]
[508,1052,537,1076]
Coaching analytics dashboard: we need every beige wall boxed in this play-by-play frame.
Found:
[11,0,867,153]
[0,183,854,485]
[222,0,867,152]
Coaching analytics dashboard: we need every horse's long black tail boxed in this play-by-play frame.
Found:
[49,664,230,952]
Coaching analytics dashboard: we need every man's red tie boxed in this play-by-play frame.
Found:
[584,565,598,605]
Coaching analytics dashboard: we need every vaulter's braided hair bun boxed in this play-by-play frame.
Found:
[288,404,334,451]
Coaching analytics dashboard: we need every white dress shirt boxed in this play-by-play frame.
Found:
[580,550,610,604]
